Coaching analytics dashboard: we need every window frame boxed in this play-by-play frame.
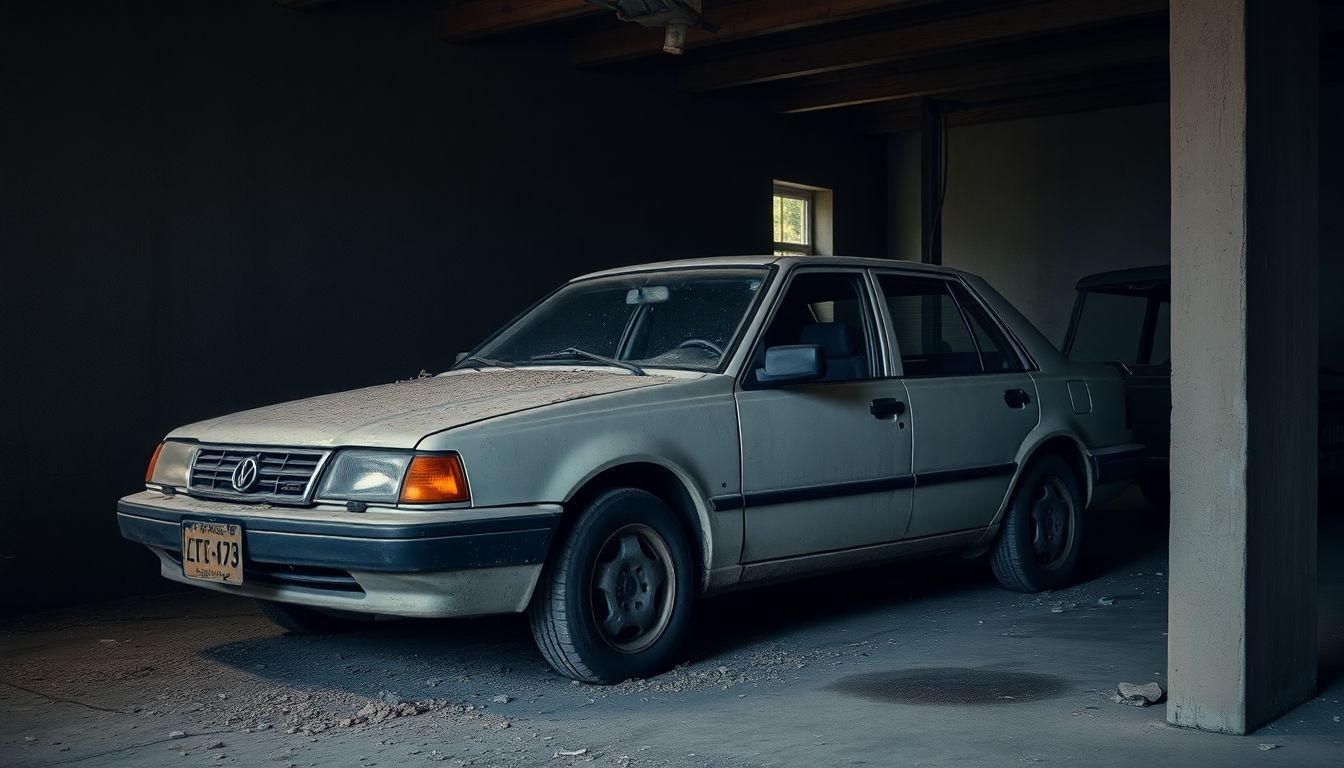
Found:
[772,185,815,256]
[737,267,890,390]
[871,270,1031,379]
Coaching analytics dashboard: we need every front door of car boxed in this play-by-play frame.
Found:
[875,273,1040,539]
[735,270,913,563]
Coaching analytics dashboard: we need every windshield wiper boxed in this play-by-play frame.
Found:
[530,347,645,376]
[455,355,517,371]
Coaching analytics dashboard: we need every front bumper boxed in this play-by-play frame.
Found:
[117,491,560,618]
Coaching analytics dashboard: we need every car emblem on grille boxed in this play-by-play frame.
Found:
[231,456,260,493]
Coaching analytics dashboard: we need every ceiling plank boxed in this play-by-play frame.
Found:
[771,26,1168,113]
[859,66,1168,132]
[570,0,938,66]
[681,0,1167,92]
[437,0,598,42]
[947,78,1167,126]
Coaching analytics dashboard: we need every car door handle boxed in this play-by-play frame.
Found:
[1004,388,1032,409]
[870,398,907,419]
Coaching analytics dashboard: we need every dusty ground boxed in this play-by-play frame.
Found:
[3,492,1342,767]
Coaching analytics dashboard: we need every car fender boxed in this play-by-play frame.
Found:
[968,427,1092,552]
[416,374,742,591]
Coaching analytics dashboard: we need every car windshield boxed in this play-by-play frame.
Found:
[468,268,770,372]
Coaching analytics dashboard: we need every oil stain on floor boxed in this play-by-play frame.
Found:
[828,667,1069,705]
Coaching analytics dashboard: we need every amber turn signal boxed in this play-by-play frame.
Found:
[145,442,164,484]
[399,454,470,504]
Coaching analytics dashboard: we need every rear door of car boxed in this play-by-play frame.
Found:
[873,271,1040,539]
[734,268,914,562]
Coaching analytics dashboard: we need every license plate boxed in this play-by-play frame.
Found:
[181,521,244,585]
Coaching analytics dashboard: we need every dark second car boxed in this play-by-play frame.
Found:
[1062,265,1344,505]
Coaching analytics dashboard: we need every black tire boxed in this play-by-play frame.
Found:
[255,599,367,635]
[528,488,695,683]
[990,454,1085,593]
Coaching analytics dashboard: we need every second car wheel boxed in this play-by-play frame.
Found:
[528,488,695,683]
[989,454,1085,593]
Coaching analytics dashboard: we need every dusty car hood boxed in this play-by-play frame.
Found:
[168,368,676,449]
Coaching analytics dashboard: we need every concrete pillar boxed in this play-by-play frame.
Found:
[1167,0,1319,734]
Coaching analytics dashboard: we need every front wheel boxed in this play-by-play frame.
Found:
[528,488,695,683]
[990,454,1085,593]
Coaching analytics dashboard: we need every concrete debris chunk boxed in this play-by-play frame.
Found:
[1257,743,1277,751]
[378,690,406,705]
[168,731,187,740]
[555,748,588,757]
[1098,596,1116,606]
[490,695,511,704]
[1112,681,1165,707]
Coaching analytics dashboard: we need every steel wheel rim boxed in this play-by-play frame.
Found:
[1029,477,1075,570]
[589,523,676,654]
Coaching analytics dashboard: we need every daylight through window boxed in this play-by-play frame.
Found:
[772,185,813,255]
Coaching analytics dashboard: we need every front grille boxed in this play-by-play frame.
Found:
[189,446,328,504]
[248,562,364,594]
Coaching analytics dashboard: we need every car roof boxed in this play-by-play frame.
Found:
[1074,265,1170,291]
[573,255,966,281]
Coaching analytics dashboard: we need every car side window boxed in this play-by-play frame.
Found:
[750,272,876,384]
[879,275,1019,377]
[949,284,1024,373]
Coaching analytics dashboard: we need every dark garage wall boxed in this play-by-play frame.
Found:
[0,1,888,611]
[887,89,1343,367]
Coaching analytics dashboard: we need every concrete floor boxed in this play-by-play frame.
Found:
[3,491,1342,768]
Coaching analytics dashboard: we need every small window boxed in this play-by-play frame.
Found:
[879,275,1020,377]
[750,272,874,384]
[772,186,813,256]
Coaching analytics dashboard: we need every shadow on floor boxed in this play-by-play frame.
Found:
[197,490,1175,696]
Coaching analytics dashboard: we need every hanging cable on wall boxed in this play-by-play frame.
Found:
[920,98,950,265]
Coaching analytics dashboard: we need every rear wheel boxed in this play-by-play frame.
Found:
[255,600,368,635]
[990,454,1085,593]
[528,488,695,683]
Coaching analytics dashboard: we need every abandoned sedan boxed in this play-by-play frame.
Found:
[118,256,1142,683]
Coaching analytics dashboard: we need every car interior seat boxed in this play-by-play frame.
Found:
[800,322,866,381]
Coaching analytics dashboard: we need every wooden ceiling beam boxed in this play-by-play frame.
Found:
[569,0,939,67]
[681,0,1167,92]
[771,25,1168,113]
[437,0,599,42]
[858,66,1168,132]
[948,78,1167,126]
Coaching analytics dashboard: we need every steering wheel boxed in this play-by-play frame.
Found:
[675,338,725,357]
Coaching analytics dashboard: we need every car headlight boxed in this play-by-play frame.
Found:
[317,451,471,505]
[315,450,413,503]
[146,441,196,489]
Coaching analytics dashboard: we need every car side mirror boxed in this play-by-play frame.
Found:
[756,345,826,385]
[454,352,469,365]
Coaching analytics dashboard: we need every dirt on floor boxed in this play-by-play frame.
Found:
[3,495,1342,767]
